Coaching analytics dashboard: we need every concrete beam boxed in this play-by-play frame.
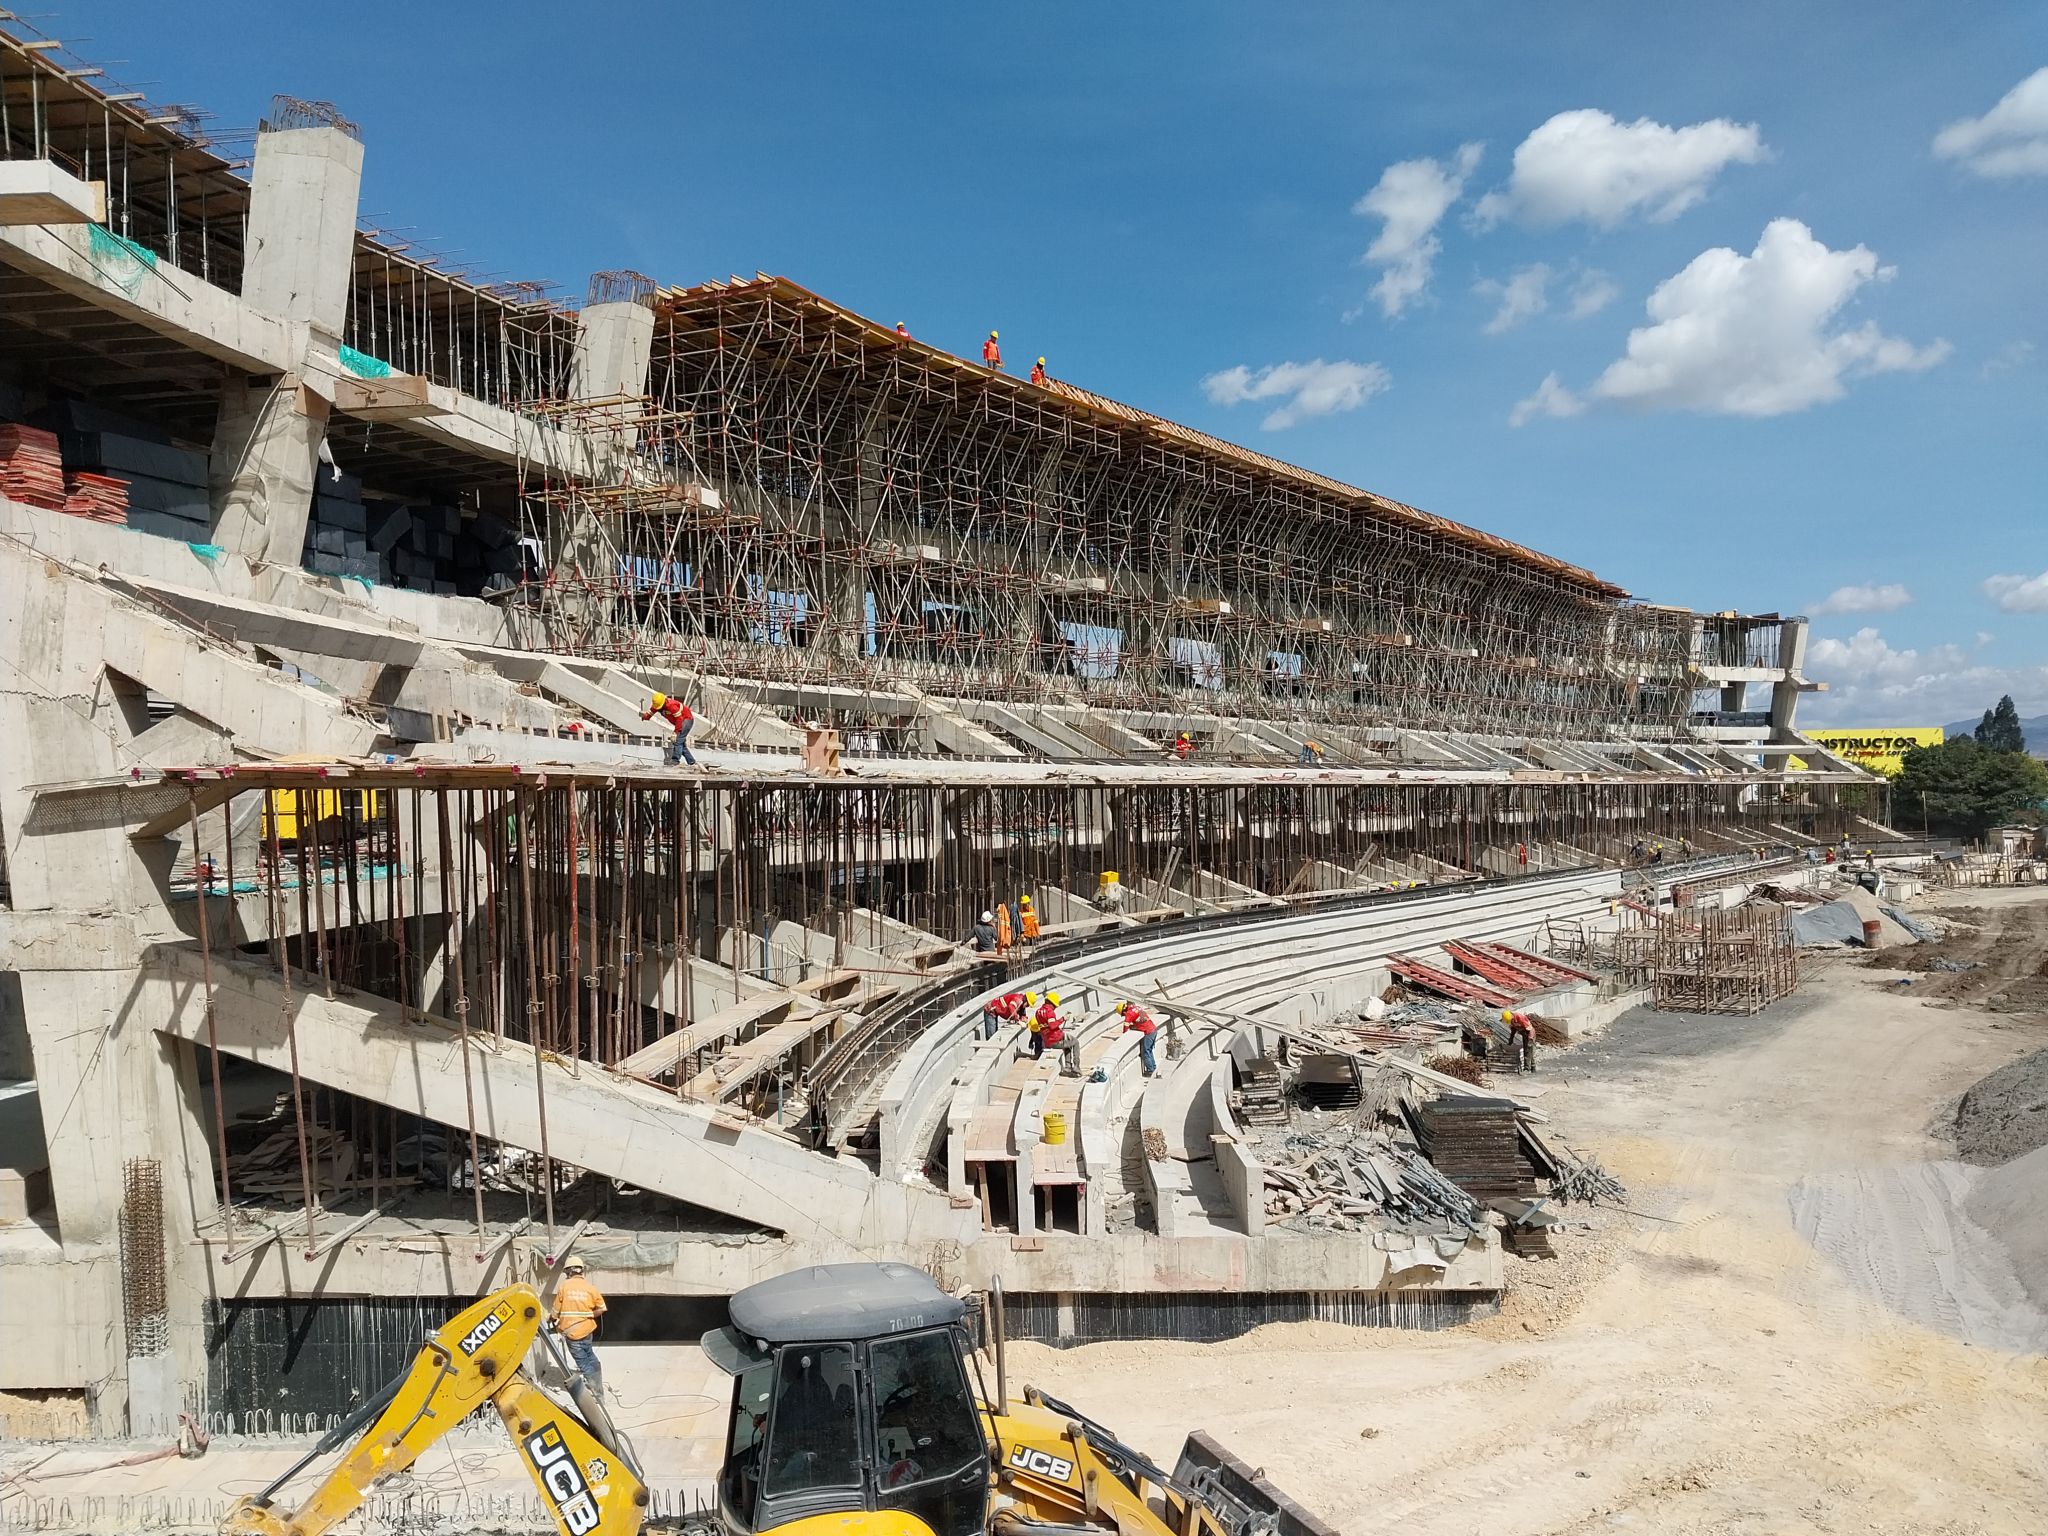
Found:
[0,159,106,225]
[152,945,975,1249]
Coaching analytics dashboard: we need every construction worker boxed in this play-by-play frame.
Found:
[1299,740,1324,766]
[994,900,1014,953]
[550,1257,607,1396]
[640,691,697,766]
[1116,1000,1159,1077]
[1018,894,1041,942]
[1173,730,1193,761]
[1030,357,1048,387]
[970,910,999,955]
[983,330,1003,369]
[1501,1009,1537,1073]
[984,989,1026,1040]
[1031,992,1064,1061]
[896,322,911,338]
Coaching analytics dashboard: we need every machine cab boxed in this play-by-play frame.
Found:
[704,1263,993,1536]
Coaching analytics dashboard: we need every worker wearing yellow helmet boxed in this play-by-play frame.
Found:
[1019,894,1041,942]
[982,330,1003,369]
[640,691,696,765]
[1030,356,1049,386]
[1502,1007,1536,1073]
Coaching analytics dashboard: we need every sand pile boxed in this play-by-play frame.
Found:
[1967,1143,2048,1314]
[1834,883,1917,947]
[1789,1161,2048,1353]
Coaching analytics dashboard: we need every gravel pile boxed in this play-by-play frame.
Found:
[1952,1043,2048,1166]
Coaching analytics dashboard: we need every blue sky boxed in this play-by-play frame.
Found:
[73,1,2048,723]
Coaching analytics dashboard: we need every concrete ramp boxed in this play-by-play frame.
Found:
[150,945,975,1249]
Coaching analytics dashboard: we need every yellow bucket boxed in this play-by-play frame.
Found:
[1043,1111,1068,1146]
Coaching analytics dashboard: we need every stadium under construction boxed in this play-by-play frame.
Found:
[0,19,1878,1441]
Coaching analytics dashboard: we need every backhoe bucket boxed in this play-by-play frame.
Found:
[1171,1430,1340,1536]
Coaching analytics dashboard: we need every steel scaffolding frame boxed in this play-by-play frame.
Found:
[515,276,1698,739]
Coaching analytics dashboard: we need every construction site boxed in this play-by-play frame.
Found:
[4,17,2047,1536]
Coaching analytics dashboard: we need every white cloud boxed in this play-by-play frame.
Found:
[1202,359,1391,431]
[1933,67,2048,179]
[1983,339,2036,378]
[1566,219,1950,418]
[1355,142,1483,317]
[1809,582,1913,617]
[1472,109,1766,229]
[1479,263,1552,334]
[1802,626,2048,725]
[1983,568,2048,613]
[1567,269,1619,320]
[1508,372,1584,427]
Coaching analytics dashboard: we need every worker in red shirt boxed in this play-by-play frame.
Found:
[1173,730,1193,761]
[982,330,1003,369]
[896,322,911,338]
[640,691,697,765]
[982,989,1025,1041]
[1115,1000,1159,1078]
[1501,1008,1537,1073]
[1031,992,1064,1061]
[1030,357,1048,387]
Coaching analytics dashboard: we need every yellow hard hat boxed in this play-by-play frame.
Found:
[650,691,667,708]
[1114,1000,1126,1013]
[1037,356,1046,365]
[1500,1009,1514,1023]
[1020,895,1032,906]
[1025,992,1038,1006]
[1048,991,1061,1005]
[990,329,999,339]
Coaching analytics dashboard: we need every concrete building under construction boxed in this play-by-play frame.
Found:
[0,20,1875,1441]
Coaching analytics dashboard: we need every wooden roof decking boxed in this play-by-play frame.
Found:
[656,274,1627,601]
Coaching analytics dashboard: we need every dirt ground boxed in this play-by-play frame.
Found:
[1012,884,2048,1535]
[1864,883,2048,1013]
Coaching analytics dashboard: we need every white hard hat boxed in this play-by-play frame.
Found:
[981,910,994,922]
[563,1256,587,1272]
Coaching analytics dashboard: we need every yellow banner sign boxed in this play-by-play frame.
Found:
[1800,726,1944,775]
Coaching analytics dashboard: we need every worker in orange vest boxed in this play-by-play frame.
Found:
[1501,1009,1537,1073]
[640,691,696,766]
[983,330,1003,369]
[1030,357,1048,386]
[1018,894,1041,942]
[1116,1000,1159,1077]
[550,1257,608,1395]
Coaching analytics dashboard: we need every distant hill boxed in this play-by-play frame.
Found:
[1941,714,2048,755]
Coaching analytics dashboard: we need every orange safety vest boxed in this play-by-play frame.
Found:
[983,338,1002,367]
[553,1276,606,1340]
[1020,908,1041,941]
[995,905,1013,948]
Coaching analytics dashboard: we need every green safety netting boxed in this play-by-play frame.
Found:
[88,225,158,296]
[338,343,393,379]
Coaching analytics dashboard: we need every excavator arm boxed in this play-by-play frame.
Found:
[223,1284,647,1536]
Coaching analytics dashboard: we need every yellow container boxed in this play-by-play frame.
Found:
[1042,1111,1068,1146]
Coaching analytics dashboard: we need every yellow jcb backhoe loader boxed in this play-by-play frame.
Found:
[225,1262,1335,1536]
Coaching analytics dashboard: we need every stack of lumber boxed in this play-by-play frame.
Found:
[1260,1124,1484,1233]
[63,471,130,523]
[0,424,67,508]
[1405,1095,1537,1198]
[231,1126,358,1198]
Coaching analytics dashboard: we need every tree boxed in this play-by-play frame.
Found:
[1989,695,2028,754]
[1895,735,2048,838]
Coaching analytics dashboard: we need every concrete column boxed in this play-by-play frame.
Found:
[211,121,364,566]
[571,299,656,405]
[1770,618,1811,739]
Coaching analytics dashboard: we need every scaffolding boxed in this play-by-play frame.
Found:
[1651,902,1799,1015]
[514,276,1699,740]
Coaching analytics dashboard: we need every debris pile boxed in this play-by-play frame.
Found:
[1548,1147,1629,1205]
[1258,1123,1485,1235]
